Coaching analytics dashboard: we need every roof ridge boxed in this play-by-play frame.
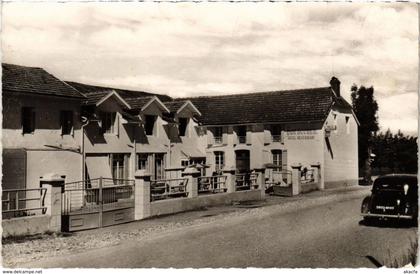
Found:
[2,63,44,70]
[176,86,332,100]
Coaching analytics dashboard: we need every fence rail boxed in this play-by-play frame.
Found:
[301,169,315,184]
[2,188,47,219]
[198,175,227,194]
[62,178,134,215]
[235,173,259,191]
[265,170,292,189]
[150,178,189,201]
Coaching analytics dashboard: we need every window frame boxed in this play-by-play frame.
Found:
[60,110,74,136]
[144,115,157,136]
[178,117,189,137]
[22,107,35,135]
[101,112,116,134]
[214,151,225,173]
[213,127,223,144]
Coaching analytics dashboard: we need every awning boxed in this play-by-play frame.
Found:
[121,111,142,125]
[86,155,112,180]
[181,146,206,159]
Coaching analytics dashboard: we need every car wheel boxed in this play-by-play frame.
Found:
[361,196,371,213]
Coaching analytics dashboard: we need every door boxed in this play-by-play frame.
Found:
[235,150,250,174]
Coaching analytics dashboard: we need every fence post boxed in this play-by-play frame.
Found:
[310,163,322,190]
[40,173,65,233]
[182,167,200,198]
[291,164,302,196]
[253,168,266,198]
[134,170,151,220]
[223,168,236,193]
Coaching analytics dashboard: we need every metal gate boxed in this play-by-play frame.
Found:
[61,177,135,232]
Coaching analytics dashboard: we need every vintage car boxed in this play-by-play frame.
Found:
[361,174,418,224]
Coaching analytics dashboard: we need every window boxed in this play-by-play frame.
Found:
[181,159,189,167]
[137,153,149,170]
[214,127,223,143]
[145,115,157,136]
[214,151,225,173]
[333,114,338,134]
[271,125,282,142]
[345,116,350,134]
[60,110,73,135]
[22,107,35,134]
[154,154,165,180]
[178,118,188,137]
[101,112,116,134]
[272,150,282,171]
[111,154,129,180]
[236,126,247,143]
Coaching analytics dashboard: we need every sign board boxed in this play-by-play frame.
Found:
[286,130,317,140]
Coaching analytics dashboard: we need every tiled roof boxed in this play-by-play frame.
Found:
[66,81,172,102]
[83,91,111,105]
[178,87,352,126]
[124,97,155,109]
[2,63,85,98]
[164,100,189,113]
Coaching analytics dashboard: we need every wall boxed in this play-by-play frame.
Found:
[26,150,81,189]
[323,110,358,188]
[204,124,325,177]
[2,215,52,237]
[150,190,263,217]
[3,93,83,189]
[3,93,82,150]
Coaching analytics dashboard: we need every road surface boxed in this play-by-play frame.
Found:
[26,194,417,268]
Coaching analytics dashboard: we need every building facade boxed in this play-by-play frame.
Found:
[2,63,358,191]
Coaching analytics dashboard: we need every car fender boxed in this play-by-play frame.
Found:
[361,196,371,214]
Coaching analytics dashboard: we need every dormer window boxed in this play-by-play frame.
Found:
[236,126,247,144]
[271,125,283,142]
[145,115,157,136]
[179,118,188,137]
[101,112,116,134]
[213,127,223,144]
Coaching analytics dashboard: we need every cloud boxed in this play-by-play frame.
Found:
[2,2,418,134]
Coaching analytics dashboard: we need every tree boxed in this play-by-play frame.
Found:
[351,85,379,181]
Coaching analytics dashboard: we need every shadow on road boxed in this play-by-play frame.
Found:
[358,219,417,229]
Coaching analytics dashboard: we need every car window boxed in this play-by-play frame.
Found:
[373,177,417,192]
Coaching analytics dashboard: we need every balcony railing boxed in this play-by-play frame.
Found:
[235,173,259,191]
[238,135,246,144]
[2,188,47,219]
[150,178,189,201]
[272,134,283,143]
[198,175,227,194]
[214,136,223,144]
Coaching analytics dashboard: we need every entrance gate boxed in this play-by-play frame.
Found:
[61,177,135,232]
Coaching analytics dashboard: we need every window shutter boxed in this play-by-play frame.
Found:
[124,154,129,179]
[264,130,272,144]
[246,126,252,145]
[207,131,214,146]
[281,150,287,171]
[31,109,36,133]
[116,113,120,137]
[222,127,228,145]
[59,111,64,135]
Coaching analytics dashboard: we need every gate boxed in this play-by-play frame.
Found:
[61,177,135,232]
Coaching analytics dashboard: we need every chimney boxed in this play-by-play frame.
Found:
[329,77,341,97]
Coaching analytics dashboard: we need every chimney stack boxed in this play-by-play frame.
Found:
[329,77,341,97]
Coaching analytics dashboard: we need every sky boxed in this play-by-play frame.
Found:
[2,2,418,135]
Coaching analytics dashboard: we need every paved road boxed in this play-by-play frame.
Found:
[28,195,417,268]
